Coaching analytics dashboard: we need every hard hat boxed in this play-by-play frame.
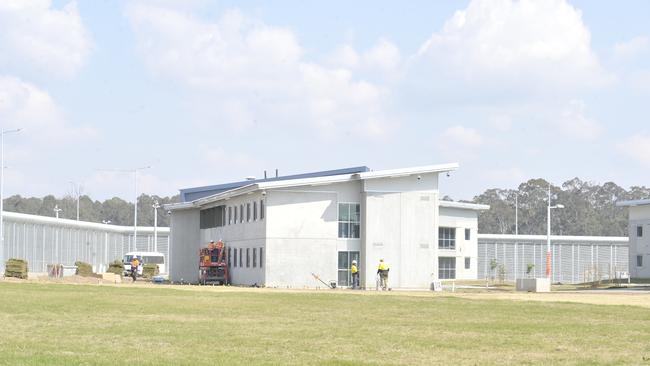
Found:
[352,260,357,264]
[380,259,384,262]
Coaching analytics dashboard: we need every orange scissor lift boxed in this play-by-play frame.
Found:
[199,240,229,285]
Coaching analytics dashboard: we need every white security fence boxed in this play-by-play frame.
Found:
[478,234,629,284]
[0,211,170,274]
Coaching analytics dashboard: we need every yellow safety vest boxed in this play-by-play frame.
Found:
[351,264,358,274]
[378,262,388,271]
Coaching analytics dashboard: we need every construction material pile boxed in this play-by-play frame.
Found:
[5,259,28,279]
[107,260,124,276]
[75,261,94,277]
[142,264,159,278]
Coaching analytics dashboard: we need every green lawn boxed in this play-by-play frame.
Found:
[1,282,650,365]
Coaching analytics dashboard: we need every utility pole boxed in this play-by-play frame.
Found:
[69,181,82,221]
[0,128,21,272]
[547,184,564,279]
[152,200,160,253]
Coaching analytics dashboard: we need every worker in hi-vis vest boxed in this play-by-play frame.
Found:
[377,259,389,291]
[351,260,359,289]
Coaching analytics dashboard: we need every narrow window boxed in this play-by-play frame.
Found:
[259,247,263,268]
[465,228,470,241]
[234,206,238,224]
[246,248,250,268]
[227,248,231,267]
[338,203,360,239]
[239,248,243,267]
[253,248,257,267]
[233,248,238,268]
[638,226,644,237]
[247,203,251,222]
[260,200,265,220]
[465,257,471,269]
[240,204,244,223]
[253,201,258,221]
[637,255,643,267]
[228,206,232,225]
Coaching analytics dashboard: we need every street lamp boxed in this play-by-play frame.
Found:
[0,128,21,270]
[53,205,62,219]
[98,166,151,251]
[546,184,564,279]
[152,200,160,253]
[69,182,83,221]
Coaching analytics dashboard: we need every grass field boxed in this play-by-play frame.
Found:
[1,282,650,365]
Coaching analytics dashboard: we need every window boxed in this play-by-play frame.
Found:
[338,203,360,239]
[465,228,471,241]
[199,206,225,229]
[253,201,258,221]
[233,248,237,268]
[465,257,471,269]
[260,200,265,220]
[637,255,643,267]
[253,248,257,267]
[227,248,231,267]
[439,257,456,279]
[439,227,456,250]
[638,226,644,237]
[239,248,243,267]
[259,247,263,268]
[246,248,250,268]
[337,251,360,286]
[240,205,244,223]
[228,207,232,225]
[234,206,238,224]
[247,203,251,222]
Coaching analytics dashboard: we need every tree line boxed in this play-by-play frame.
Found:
[2,194,179,227]
[467,177,648,237]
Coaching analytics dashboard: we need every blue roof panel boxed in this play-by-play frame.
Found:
[180,166,370,202]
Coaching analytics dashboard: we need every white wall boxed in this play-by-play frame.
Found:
[169,208,200,283]
[628,206,650,278]
[438,207,479,280]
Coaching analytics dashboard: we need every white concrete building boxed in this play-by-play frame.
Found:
[165,164,488,289]
[617,199,650,279]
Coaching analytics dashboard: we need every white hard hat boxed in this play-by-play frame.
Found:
[352,260,357,264]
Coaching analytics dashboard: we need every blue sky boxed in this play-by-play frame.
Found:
[1,0,649,201]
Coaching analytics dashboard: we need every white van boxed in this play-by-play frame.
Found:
[123,252,166,276]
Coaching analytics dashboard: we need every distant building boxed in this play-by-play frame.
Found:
[165,163,489,288]
[617,199,650,278]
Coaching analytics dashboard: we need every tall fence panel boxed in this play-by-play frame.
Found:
[478,234,629,284]
[0,212,170,274]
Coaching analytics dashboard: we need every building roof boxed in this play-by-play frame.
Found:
[166,163,459,211]
[179,166,370,202]
[439,201,490,211]
[616,199,650,207]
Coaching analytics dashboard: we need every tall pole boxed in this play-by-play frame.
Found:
[54,205,62,219]
[515,194,518,236]
[0,128,21,271]
[134,170,138,252]
[153,201,160,253]
[546,185,552,278]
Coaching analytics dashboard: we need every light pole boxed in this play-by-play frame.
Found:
[99,166,151,251]
[53,205,62,219]
[0,128,21,270]
[546,184,564,279]
[102,220,111,271]
[152,200,160,253]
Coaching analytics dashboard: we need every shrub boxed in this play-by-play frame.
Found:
[107,260,124,276]
[142,263,159,278]
[75,261,94,277]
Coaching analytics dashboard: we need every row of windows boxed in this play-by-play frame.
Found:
[228,247,264,269]
[438,227,472,250]
[200,200,265,230]
[438,257,471,279]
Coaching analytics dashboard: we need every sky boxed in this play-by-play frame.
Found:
[1,0,649,202]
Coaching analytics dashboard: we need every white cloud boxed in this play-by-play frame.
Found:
[613,36,649,59]
[0,75,96,142]
[618,135,650,167]
[126,4,392,138]
[363,38,401,72]
[557,99,601,140]
[443,125,483,147]
[0,0,92,77]
[415,0,609,92]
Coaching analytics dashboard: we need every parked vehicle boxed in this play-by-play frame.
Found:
[123,252,165,276]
